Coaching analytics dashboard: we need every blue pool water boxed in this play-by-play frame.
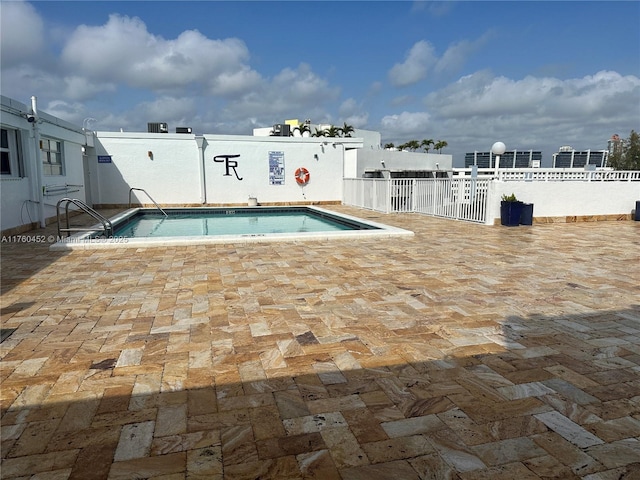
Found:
[111,207,377,238]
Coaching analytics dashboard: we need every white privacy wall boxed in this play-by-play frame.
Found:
[93,132,201,205]
[93,132,353,206]
[487,180,640,224]
[202,135,345,205]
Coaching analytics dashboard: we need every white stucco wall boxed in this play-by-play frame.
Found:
[93,132,201,205]
[93,132,363,206]
[487,180,640,224]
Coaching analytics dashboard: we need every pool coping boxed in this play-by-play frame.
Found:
[49,206,414,250]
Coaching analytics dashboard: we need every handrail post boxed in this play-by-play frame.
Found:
[128,187,168,216]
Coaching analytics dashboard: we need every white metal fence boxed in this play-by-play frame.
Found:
[343,178,491,223]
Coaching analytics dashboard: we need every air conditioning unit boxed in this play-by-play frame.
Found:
[176,127,192,134]
[148,122,168,133]
[272,124,290,136]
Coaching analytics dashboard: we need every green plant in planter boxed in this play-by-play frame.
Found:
[500,193,524,226]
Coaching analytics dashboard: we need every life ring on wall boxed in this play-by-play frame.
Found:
[295,167,310,185]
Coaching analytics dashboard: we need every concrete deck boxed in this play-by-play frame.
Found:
[1,206,639,479]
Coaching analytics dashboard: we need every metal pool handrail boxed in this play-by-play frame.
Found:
[56,198,114,238]
[128,188,168,217]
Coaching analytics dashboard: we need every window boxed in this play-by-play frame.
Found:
[41,138,64,176]
[1,128,24,177]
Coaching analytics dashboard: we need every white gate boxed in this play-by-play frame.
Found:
[343,178,490,223]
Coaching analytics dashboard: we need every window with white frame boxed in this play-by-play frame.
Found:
[1,127,24,177]
[41,137,64,176]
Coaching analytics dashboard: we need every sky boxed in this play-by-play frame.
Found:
[1,0,639,166]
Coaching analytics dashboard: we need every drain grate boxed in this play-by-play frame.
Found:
[0,328,17,343]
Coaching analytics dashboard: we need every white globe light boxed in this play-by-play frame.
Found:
[491,141,506,155]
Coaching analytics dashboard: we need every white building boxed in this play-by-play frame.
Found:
[1,95,91,233]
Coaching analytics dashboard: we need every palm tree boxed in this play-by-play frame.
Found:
[339,122,355,137]
[421,139,434,153]
[293,123,311,137]
[384,143,395,150]
[405,140,421,151]
[312,127,327,137]
[324,125,341,138]
[434,140,448,153]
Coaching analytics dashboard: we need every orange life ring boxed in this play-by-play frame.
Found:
[295,167,310,185]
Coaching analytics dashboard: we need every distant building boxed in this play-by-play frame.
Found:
[607,134,623,157]
[551,148,608,168]
[464,150,542,168]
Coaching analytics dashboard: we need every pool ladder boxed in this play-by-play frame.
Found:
[56,198,114,238]
[128,188,168,217]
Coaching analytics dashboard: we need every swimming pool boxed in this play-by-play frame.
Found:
[50,206,413,250]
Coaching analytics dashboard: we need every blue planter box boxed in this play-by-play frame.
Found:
[520,203,534,225]
[500,201,524,226]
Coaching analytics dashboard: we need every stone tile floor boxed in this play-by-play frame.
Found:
[1,205,639,479]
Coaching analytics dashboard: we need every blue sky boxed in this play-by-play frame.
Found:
[2,1,639,166]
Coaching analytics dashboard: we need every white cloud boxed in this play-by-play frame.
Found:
[0,1,45,66]
[44,100,86,122]
[411,1,455,17]
[272,64,338,103]
[219,63,340,122]
[388,41,437,87]
[338,98,369,128]
[63,76,116,101]
[60,15,257,93]
[435,32,492,74]
[209,67,262,96]
[409,70,640,163]
[389,33,491,87]
[427,70,640,120]
[380,111,432,138]
[136,96,197,123]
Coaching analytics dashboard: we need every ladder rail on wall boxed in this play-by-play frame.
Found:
[56,198,114,238]
[128,188,168,217]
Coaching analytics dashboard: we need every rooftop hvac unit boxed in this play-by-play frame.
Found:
[176,127,192,134]
[148,122,168,133]
[272,124,290,136]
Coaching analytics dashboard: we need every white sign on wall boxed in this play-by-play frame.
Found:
[269,151,285,185]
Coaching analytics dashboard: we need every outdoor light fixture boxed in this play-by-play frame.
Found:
[148,151,153,159]
[491,141,506,173]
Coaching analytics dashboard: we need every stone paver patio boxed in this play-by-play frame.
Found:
[1,206,639,479]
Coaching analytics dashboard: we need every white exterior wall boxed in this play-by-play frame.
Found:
[486,180,640,224]
[202,135,348,205]
[93,132,201,205]
[1,96,87,232]
[93,132,363,206]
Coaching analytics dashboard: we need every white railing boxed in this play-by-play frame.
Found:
[453,168,640,182]
[343,178,390,212]
[343,178,491,223]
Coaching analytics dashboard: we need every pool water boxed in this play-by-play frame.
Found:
[112,208,377,238]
